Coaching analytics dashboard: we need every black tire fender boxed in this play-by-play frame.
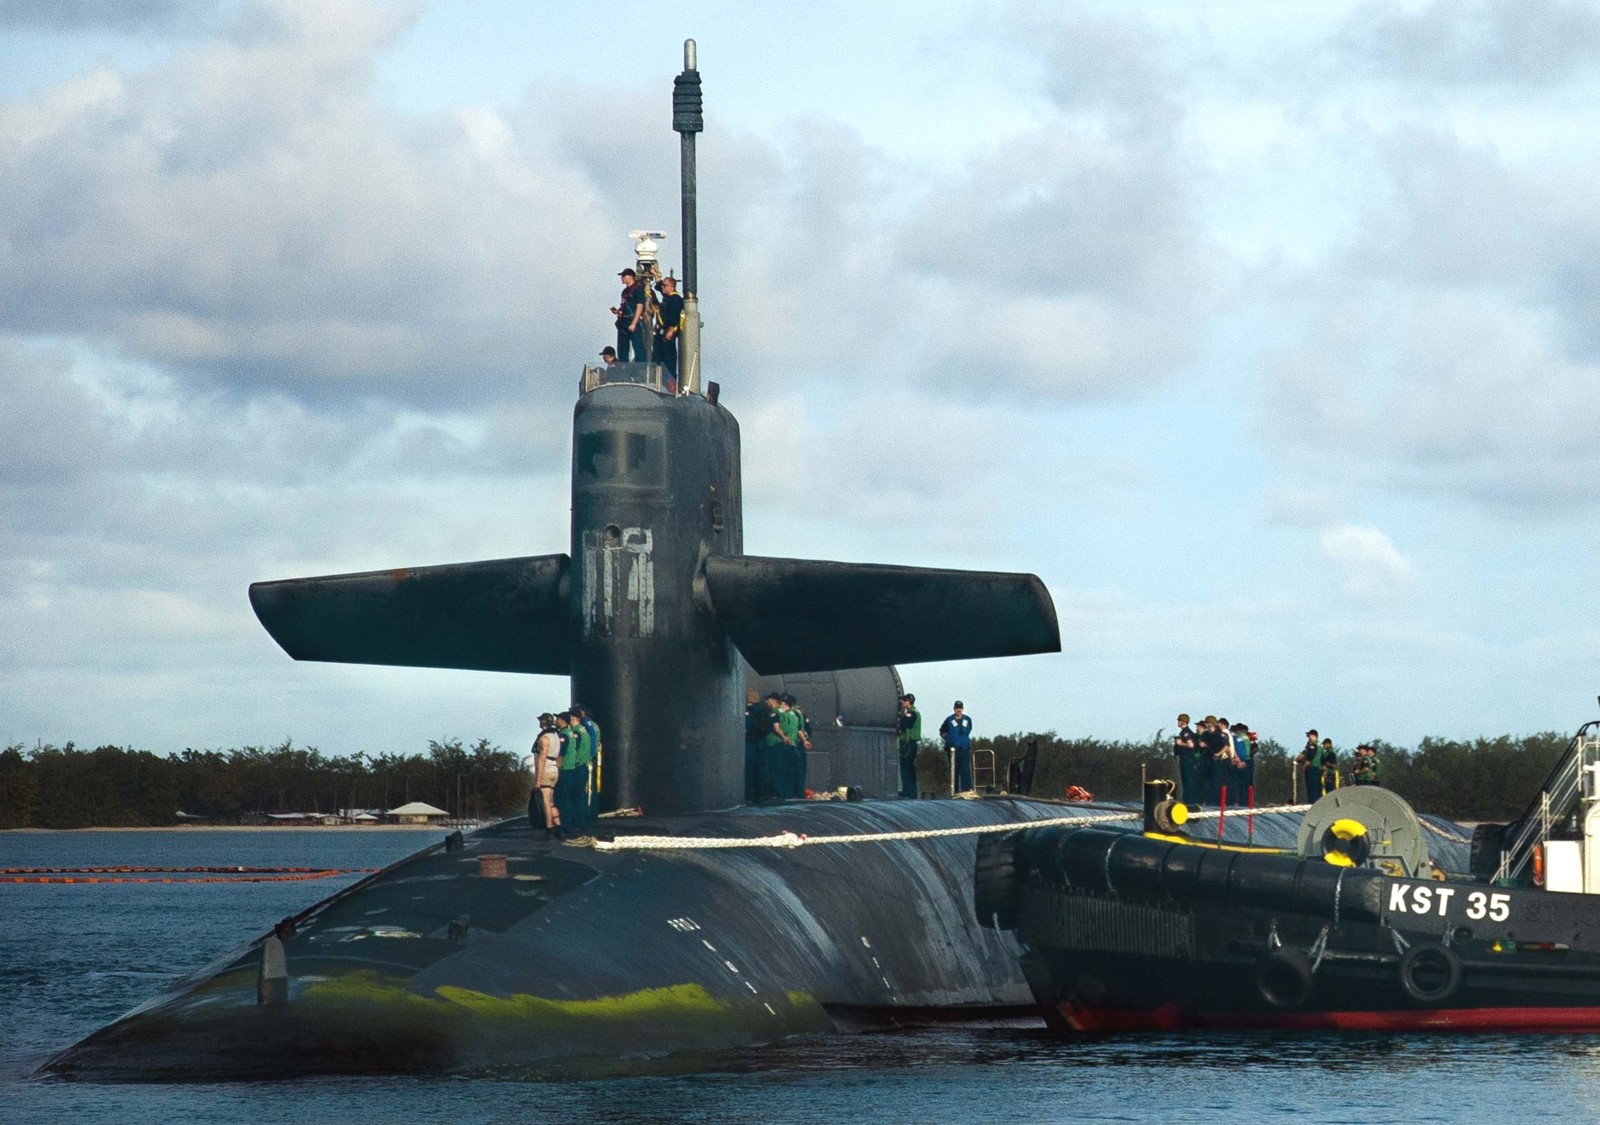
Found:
[1255,947,1316,1009]
[1398,942,1462,1005]
[974,832,1019,930]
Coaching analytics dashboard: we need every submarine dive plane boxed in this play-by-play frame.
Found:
[39,42,1100,1080]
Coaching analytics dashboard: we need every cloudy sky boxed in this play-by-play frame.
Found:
[3,0,1599,762]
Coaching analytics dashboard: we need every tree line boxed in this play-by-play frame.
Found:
[0,728,1576,829]
[0,738,526,830]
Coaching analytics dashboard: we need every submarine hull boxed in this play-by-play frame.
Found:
[45,798,1087,1080]
[1004,824,1600,1033]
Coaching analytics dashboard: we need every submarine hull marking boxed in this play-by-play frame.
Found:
[582,527,654,639]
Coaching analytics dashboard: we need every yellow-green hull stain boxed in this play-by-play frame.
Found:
[434,981,725,1024]
[300,970,828,1036]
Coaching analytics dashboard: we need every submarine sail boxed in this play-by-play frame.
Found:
[41,41,1073,1081]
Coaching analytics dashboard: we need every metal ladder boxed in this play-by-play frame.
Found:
[1495,723,1600,884]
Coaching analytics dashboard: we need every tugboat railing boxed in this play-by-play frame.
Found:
[1496,722,1600,885]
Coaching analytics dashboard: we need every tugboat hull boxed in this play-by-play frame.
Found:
[1002,822,1600,1034]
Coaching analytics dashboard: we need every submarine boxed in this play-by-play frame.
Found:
[983,718,1600,1032]
[37,42,1099,1080]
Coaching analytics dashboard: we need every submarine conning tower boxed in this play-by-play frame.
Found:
[570,373,745,813]
[246,41,1062,818]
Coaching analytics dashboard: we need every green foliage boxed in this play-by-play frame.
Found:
[0,727,1581,828]
[0,738,526,828]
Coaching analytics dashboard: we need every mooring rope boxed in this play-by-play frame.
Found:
[587,803,1317,852]
[0,866,378,885]
[1417,820,1475,846]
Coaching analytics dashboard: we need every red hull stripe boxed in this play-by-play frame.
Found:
[1059,1002,1600,1033]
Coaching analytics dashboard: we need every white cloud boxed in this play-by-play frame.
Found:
[1319,524,1416,599]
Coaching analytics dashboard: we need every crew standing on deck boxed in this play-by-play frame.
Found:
[897,693,922,799]
[568,711,594,829]
[1195,716,1227,807]
[761,691,789,800]
[574,704,603,824]
[552,712,578,827]
[525,713,563,839]
[654,275,685,391]
[1227,721,1254,805]
[744,689,767,802]
[787,694,811,797]
[776,695,803,798]
[1319,737,1339,794]
[1297,729,1324,801]
[1174,713,1198,805]
[941,701,974,796]
[611,269,647,362]
[1350,743,1381,786]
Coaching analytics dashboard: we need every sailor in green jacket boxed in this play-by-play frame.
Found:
[554,711,582,828]
[897,693,922,799]
[776,696,803,799]
[1350,744,1381,786]
[760,691,789,800]
[787,694,811,797]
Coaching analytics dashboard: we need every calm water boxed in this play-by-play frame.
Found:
[2,829,1596,1123]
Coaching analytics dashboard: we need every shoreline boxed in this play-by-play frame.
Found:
[3,823,486,833]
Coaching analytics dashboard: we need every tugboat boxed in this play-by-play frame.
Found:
[981,717,1600,1031]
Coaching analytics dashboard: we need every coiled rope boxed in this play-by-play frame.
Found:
[588,803,1318,852]
[1,866,378,884]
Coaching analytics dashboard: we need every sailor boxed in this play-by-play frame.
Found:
[787,693,811,797]
[600,345,620,367]
[610,268,646,362]
[1350,743,1381,786]
[1297,729,1324,802]
[653,275,685,391]
[1319,737,1339,793]
[568,711,595,829]
[940,701,974,795]
[761,691,789,800]
[552,711,579,827]
[1195,716,1227,806]
[897,694,922,798]
[1208,716,1236,805]
[574,704,603,824]
[1189,718,1210,808]
[744,689,767,803]
[525,713,563,838]
[1227,721,1253,805]
[776,695,804,799]
[1173,713,1198,805]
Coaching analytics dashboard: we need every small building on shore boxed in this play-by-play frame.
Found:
[385,801,450,825]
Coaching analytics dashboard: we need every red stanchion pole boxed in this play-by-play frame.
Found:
[1216,786,1227,842]
[1247,784,1256,845]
